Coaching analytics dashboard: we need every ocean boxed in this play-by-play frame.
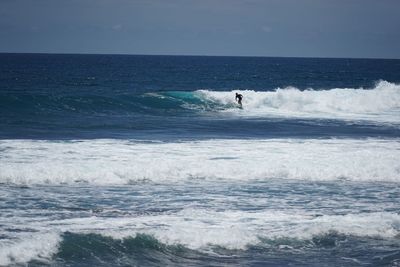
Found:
[0,53,399,266]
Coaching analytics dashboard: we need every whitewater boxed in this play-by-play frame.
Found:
[1,138,400,185]
[194,80,400,123]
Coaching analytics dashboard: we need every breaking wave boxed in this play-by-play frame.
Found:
[2,210,399,266]
[1,81,399,122]
[194,80,400,122]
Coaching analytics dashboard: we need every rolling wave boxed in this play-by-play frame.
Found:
[1,81,399,122]
[2,210,399,266]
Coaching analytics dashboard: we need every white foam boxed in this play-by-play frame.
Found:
[0,233,61,266]
[1,138,399,185]
[196,80,400,122]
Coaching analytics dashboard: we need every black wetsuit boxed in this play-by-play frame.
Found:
[236,94,243,105]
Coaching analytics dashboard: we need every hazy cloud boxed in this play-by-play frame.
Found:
[261,26,272,33]
[112,24,122,31]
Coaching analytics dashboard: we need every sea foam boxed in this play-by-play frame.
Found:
[0,233,61,266]
[1,138,399,185]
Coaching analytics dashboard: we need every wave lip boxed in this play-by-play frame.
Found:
[1,138,399,185]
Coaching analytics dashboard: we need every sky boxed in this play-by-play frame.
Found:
[0,0,399,58]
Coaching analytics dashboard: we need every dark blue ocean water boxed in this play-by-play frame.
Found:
[1,54,400,266]
[1,53,400,140]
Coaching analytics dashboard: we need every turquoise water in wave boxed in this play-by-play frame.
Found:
[0,54,400,266]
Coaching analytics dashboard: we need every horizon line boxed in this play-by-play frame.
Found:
[0,51,399,61]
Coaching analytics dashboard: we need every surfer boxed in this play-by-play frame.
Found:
[235,92,243,107]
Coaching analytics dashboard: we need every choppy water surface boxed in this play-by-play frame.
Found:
[0,54,399,266]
